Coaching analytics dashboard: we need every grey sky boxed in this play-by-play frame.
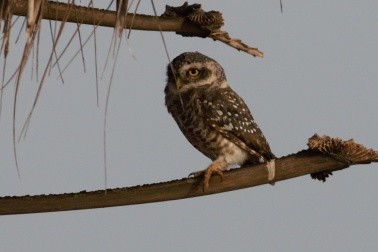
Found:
[0,1,377,251]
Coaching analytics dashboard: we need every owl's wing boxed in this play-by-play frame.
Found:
[202,88,275,163]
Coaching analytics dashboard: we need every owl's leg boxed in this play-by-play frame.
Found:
[189,158,228,191]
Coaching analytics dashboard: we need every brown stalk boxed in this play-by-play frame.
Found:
[0,134,376,215]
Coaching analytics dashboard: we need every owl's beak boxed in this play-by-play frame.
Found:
[175,78,184,90]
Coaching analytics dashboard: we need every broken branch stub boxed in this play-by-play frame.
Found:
[161,2,264,57]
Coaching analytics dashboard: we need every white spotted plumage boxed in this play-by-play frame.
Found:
[164,52,275,190]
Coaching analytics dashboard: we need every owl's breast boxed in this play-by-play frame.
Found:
[166,91,215,158]
[165,90,248,165]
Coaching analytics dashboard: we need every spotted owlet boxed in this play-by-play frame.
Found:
[165,52,275,190]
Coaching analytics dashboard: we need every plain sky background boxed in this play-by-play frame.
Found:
[1,1,377,251]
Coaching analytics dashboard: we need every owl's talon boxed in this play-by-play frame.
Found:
[188,170,205,178]
[189,165,225,191]
[202,164,225,191]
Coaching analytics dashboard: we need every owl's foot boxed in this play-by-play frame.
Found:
[189,159,227,191]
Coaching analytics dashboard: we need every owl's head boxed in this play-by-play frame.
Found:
[166,52,228,93]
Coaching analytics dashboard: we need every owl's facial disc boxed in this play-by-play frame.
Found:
[174,62,226,92]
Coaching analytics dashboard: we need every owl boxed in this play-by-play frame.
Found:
[165,52,275,190]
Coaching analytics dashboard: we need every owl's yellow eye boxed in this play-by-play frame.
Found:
[187,68,200,78]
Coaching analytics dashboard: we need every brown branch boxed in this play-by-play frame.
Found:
[0,134,376,216]
[10,0,264,57]
[11,0,185,31]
